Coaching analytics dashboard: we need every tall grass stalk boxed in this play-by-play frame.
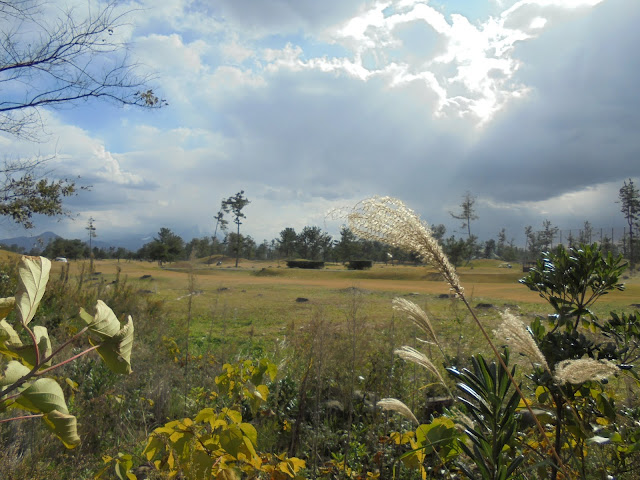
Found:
[347,196,569,478]
[184,263,197,416]
[342,286,364,479]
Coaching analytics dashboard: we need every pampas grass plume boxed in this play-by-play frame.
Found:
[392,297,439,346]
[394,345,448,391]
[377,398,419,425]
[494,311,549,372]
[345,197,463,296]
[554,359,618,384]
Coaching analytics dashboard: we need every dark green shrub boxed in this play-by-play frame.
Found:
[347,260,373,270]
[286,260,324,269]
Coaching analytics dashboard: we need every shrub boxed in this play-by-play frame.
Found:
[347,260,373,270]
[286,260,324,269]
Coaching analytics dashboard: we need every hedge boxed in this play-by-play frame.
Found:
[286,260,325,269]
[347,260,373,270]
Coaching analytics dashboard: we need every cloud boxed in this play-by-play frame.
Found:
[2,0,637,248]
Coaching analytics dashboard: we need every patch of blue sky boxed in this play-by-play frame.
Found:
[427,1,494,24]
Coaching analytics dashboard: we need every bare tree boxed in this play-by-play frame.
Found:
[0,0,165,139]
[0,1,164,227]
[450,191,478,238]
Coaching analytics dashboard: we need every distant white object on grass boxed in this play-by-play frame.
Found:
[55,257,68,263]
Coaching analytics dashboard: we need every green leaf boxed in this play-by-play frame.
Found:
[94,315,134,374]
[81,302,134,374]
[16,377,69,414]
[0,359,30,390]
[191,450,214,478]
[43,410,80,448]
[11,326,51,368]
[216,468,240,480]
[0,297,15,320]
[81,300,122,339]
[219,425,244,458]
[15,256,50,326]
[239,422,258,445]
[0,319,22,351]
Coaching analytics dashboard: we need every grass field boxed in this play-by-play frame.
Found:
[45,256,640,361]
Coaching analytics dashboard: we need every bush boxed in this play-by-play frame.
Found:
[347,260,373,270]
[286,260,324,269]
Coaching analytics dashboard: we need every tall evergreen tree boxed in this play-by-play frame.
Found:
[618,178,640,269]
[222,191,250,267]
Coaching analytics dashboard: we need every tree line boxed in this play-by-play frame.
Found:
[3,179,639,268]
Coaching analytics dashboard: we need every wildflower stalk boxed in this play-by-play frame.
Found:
[346,196,569,478]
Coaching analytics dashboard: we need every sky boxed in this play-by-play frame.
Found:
[1,0,639,248]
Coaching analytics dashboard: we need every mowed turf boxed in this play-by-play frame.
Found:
[53,257,640,335]
[0,254,626,360]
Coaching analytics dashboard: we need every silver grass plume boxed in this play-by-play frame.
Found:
[494,311,549,372]
[377,398,419,424]
[392,297,441,348]
[345,197,463,296]
[554,359,619,385]
[394,345,450,395]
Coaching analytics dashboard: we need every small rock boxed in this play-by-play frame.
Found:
[475,303,495,309]
[296,297,309,303]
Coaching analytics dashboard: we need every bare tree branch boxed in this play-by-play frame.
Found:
[0,0,166,139]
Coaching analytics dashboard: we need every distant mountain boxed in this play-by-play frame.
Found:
[0,231,61,252]
[0,231,157,253]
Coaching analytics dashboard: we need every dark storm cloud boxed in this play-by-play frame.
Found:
[464,0,640,203]
[197,66,473,219]
[204,0,373,36]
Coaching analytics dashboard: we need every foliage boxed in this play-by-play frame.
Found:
[618,178,640,268]
[0,0,165,139]
[520,244,625,331]
[450,192,478,239]
[222,191,250,268]
[0,164,79,229]
[447,351,524,480]
[109,358,307,480]
[347,260,373,270]
[295,226,332,262]
[0,256,133,448]
[519,243,639,479]
[286,260,325,269]
[42,237,89,260]
[139,228,185,265]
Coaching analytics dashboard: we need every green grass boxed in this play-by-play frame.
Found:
[49,256,640,363]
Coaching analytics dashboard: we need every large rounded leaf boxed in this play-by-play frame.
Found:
[15,377,69,414]
[15,256,50,326]
[10,326,51,368]
[94,315,134,374]
[0,359,30,389]
[43,410,80,449]
[81,300,122,339]
[0,319,22,353]
[0,297,15,320]
[81,302,134,374]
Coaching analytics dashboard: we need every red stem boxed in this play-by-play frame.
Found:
[0,414,44,424]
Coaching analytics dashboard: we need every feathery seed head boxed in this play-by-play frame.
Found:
[494,311,549,372]
[392,297,439,345]
[377,398,419,425]
[554,359,619,384]
[395,345,447,388]
[345,197,463,295]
